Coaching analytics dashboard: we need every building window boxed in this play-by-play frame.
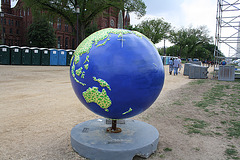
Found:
[16,29,19,34]
[11,20,13,26]
[3,27,5,33]
[65,37,69,49]
[27,8,30,16]
[24,10,26,16]
[10,28,12,34]
[57,37,61,48]
[57,18,61,30]
[65,24,68,32]
[4,19,6,25]
[110,18,115,27]
[8,19,11,25]
[20,9,21,16]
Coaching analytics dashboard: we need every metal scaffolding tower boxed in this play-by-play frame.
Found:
[214,0,240,58]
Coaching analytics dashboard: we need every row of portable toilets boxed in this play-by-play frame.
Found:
[161,56,172,65]
[0,45,74,66]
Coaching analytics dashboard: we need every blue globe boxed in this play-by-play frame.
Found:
[70,28,164,119]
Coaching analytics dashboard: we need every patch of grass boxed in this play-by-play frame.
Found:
[227,120,240,138]
[184,118,209,135]
[221,121,227,124]
[225,147,240,160]
[225,84,231,89]
[204,109,209,112]
[194,84,226,110]
[212,131,223,136]
[189,79,206,85]
[194,101,209,109]
[163,148,172,152]
[184,118,208,129]
[193,82,240,117]
[172,100,184,106]
[193,147,200,151]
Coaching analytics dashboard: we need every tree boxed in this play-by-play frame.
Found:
[169,26,212,57]
[27,17,56,48]
[22,0,146,42]
[186,26,213,56]
[135,18,171,44]
[169,27,189,57]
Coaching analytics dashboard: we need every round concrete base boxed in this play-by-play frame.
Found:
[71,119,159,160]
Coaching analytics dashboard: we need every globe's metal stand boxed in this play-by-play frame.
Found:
[106,120,122,133]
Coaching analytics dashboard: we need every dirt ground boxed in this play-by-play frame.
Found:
[0,64,237,160]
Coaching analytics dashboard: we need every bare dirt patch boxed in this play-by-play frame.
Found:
[0,65,239,160]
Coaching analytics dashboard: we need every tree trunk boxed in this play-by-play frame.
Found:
[79,24,86,43]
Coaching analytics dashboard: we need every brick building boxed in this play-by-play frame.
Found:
[0,0,130,49]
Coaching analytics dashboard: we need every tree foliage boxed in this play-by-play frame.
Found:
[123,0,146,18]
[22,0,146,42]
[27,17,56,48]
[134,18,171,44]
[169,26,212,57]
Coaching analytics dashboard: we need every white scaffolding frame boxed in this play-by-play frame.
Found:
[214,0,240,59]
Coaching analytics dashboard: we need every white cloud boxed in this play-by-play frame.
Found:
[180,0,216,35]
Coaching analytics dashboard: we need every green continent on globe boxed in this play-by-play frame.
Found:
[71,63,86,86]
[71,28,146,65]
[122,108,133,115]
[93,77,111,91]
[82,87,112,112]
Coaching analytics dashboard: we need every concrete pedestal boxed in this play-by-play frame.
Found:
[71,119,159,160]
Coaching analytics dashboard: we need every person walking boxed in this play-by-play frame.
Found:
[178,57,182,74]
[169,58,173,75]
[173,56,181,76]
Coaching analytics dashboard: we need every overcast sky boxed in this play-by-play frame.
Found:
[130,0,218,52]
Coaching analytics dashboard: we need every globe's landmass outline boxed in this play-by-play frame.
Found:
[93,77,111,91]
[82,87,112,112]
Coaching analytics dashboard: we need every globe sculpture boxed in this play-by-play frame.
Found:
[70,28,164,120]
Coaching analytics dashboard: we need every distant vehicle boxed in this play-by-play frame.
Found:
[193,58,199,62]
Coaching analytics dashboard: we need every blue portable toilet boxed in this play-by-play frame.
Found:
[58,49,67,66]
[50,48,58,65]
[166,56,170,65]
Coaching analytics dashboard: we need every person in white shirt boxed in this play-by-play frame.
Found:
[173,56,181,75]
